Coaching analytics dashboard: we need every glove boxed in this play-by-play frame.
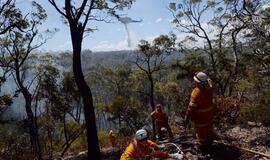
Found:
[158,144,165,149]
[169,153,183,160]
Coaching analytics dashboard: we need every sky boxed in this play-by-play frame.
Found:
[17,0,177,52]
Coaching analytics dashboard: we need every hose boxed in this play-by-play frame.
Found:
[164,142,182,153]
[163,142,188,160]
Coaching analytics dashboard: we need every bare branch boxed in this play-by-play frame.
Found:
[48,0,67,19]
[75,0,88,22]
[82,0,95,30]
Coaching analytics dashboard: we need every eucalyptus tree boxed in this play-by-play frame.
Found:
[235,1,270,126]
[0,2,52,159]
[87,63,144,131]
[0,0,29,113]
[0,0,27,34]
[168,0,255,95]
[36,59,84,157]
[133,34,176,139]
[237,0,270,75]
[47,0,135,158]
[232,0,270,103]
[34,55,60,159]
[88,63,133,99]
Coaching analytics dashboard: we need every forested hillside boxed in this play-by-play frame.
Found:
[0,0,269,160]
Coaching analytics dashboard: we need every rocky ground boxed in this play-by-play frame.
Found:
[62,125,270,160]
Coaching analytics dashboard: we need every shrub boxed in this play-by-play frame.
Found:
[0,124,33,160]
[98,130,110,148]
[214,96,240,127]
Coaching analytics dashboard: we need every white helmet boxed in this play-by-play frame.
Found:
[135,129,148,141]
[193,71,208,83]
[109,130,113,134]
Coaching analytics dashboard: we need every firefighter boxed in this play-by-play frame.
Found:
[120,129,182,160]
[151,104,174,140]
[185,71,217,147]
[109,130,116,148]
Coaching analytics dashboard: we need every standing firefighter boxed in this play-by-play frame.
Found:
[109,130,116,148]
[185,71,216,147]
[120,129,183,160]
[151,104,174,140]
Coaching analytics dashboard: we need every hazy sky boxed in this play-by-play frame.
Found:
[17,0,177,52]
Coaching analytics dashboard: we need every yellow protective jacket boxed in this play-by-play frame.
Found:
[120,139,169,160]
[188,83,213,127]
[150,110,168,127]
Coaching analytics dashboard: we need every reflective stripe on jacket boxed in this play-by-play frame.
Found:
[188,83,213,126]
[120,139,157,160]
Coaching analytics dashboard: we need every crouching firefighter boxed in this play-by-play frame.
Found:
[120,129,183,160]
[151,104,174,140]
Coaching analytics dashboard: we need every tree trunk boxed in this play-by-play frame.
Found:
[148,74,156,140]
[70,26,100,159]
[15,69,42,159]
[22,89,42,159]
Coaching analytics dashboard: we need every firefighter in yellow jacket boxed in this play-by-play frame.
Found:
[151,104,174,140]
[120,129,182,160]
[185,71,216,146]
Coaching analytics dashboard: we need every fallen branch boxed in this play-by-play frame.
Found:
[213,140,270,159]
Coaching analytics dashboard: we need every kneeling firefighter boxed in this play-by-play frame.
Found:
[120,129,183,159]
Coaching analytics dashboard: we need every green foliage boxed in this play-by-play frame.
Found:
[37,64,64,119]
[238,89,270,126]
[214,88,270,127]
[62,72,81,102]
[0,2,53,159]
[155,81,181,109]
[65,132,87,153]
[238,101,261,124]
[37,64,82,121]
[104,95,148,131]
[214,96,240,127]
[183,36,197,43]
[1,1,28,32]
[31,1,47,23]
[0,124,33,159]
[263,89,270,105]
[176,11,184,18]
[60,120,83,136]
[169,3,176,11]
[97,130,110,148]
[59,120,86,152]
[138,34,176,60]
[67,136,87,153]
[190,0,201,4]
[176,52,208,78]
[154,34,176,51]
[236,79,256,91]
